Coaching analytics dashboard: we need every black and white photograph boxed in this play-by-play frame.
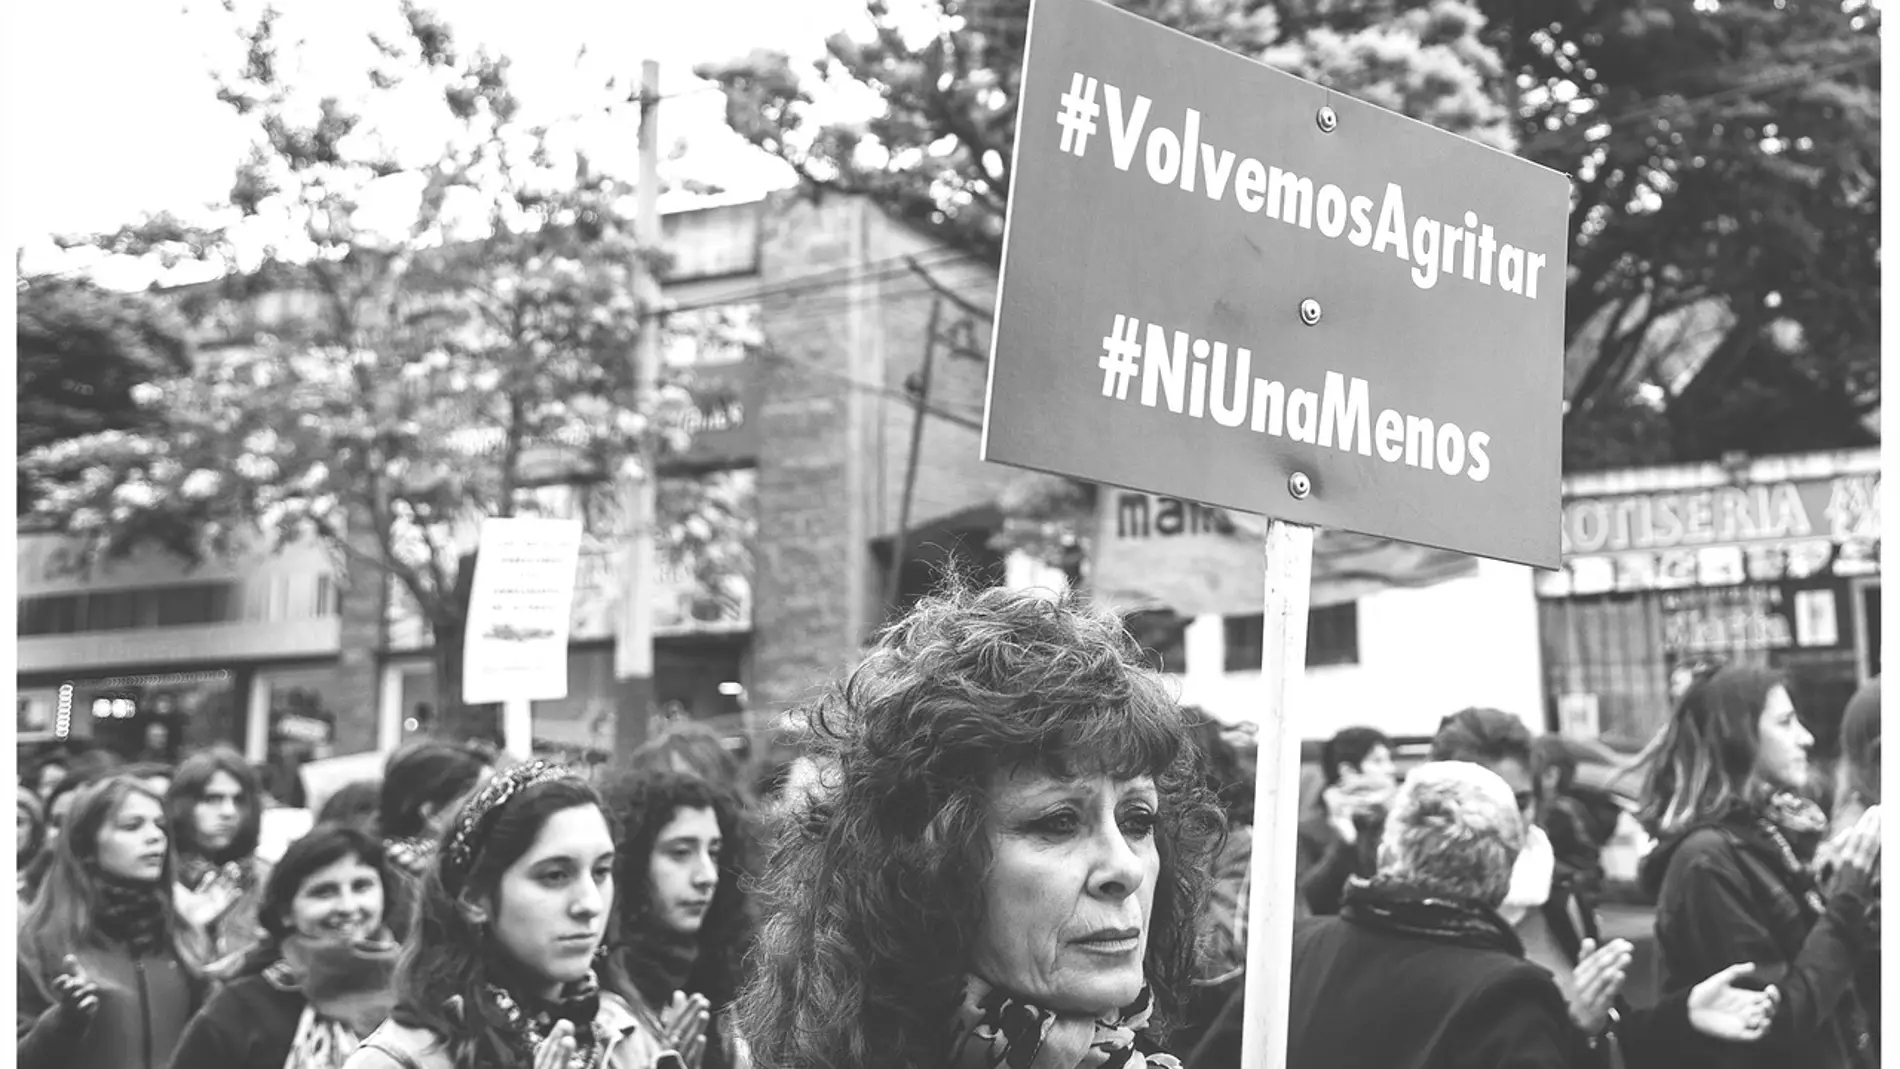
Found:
[2,0,1885,1066]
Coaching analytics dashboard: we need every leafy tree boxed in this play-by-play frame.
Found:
[19,2,750,743]
[1485,0,1880,469]
[16,275,193,466]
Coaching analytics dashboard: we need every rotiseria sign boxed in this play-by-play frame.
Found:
[1561,484,1813,555]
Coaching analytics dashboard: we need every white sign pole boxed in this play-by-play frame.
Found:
[503,698,535,760]
[1239,517,1315,1069]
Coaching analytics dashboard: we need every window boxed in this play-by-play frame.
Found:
[1222,602,1360,671]
[1124,610,1189,674]
[16,583,243,636]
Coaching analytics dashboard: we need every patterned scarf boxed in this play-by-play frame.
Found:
[94,870,171,957]
[1339,875,1525,957]
[947,975,1184,1069]
[485,970,611,1069]
[177,853,259,895]
[1753,790,1831,917]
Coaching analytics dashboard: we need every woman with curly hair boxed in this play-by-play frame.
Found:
[1636,665,1880,1068]
[599,771,752,1069]
[735,583,1224,1069]
[343,761,675,1069]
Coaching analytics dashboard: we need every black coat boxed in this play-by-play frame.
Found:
[1644,816,1879,1069]
[1286,911,1588,1069]
[165,973,304,1069]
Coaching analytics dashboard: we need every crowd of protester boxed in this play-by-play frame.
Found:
[13,583,1882,1069]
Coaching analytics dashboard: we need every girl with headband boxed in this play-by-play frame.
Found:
[342,762,680,1069]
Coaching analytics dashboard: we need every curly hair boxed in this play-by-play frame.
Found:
[600,770,748,1063]
[734,584,1225,1069]
[1377,762,1527,907]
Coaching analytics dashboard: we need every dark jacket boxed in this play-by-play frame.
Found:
[1286,906,1588,1069]
[1643,815,1879,1069]
[165,973,304,1069]
[1296,809,1381,917]
[17,938,202,1069]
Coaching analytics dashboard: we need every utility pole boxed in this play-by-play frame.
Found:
[613,60,662,766]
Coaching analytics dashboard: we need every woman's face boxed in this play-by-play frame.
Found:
[288,852,385,943]
[487,804,616,1001]
[971,771,1161,1016]
[96,790,168,883]
[647,805,721,935]
[1754,686,1813,792]
[17,804,36,852]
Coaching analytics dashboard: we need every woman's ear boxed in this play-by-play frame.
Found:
[456,892,491,927]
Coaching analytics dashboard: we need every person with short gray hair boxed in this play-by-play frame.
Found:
[1280,762,1782,1069]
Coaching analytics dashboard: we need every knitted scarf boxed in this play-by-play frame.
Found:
[946,975,1184,1069]
[1339,875,1525,957]
[95,870,171,957]
[482,968,611,1069]
[269,930,402,1069]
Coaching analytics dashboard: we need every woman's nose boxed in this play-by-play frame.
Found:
[1088,830,1147,899]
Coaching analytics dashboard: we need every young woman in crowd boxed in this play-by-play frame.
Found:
[17,776,204,1069]
[344,760,683,1069]
[168,823,401,1069]
[601,770,752,1069]
[736,584,1224,1069]
[1638,664,1881,1068]
[316,781,386,833]
[168,746,273,973]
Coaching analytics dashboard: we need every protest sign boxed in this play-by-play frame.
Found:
[982,0,1568,570]
[463,518,586,729]
[981,1,1570,1064]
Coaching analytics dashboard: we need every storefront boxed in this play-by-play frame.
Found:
[18,668,243,763]
[1536,449,1880,755]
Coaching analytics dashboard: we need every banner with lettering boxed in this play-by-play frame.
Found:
[1091,490,1478,617]
[1537,465,1880,598]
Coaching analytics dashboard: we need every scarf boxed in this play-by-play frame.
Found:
[1339,875,1524,957]
[946,975,1184,1069]
[484,969,611,1069]
[616,920,703,1012]
[269,932,401,1069]
[94,870,172,957]
[1497,824,1556,928]
[1753,791,1831,917]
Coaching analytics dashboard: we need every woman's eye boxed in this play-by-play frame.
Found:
[1035,812,1081,835]
[540,870,571,886]
[1120,810,1158,839]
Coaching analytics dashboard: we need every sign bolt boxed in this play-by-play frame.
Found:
[1317,106,1338,133]
[1299,299,1322,326]
[1289,472,1312,499]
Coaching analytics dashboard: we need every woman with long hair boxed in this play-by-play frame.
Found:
[17,787,48,902]
[600,771,752,1069]
[342,760,676,1069]
[378,742,491,941]
[17,775,204,1069]
[1637,664,1881,1068]
[168,746,273,974]
[167,823,401,1069]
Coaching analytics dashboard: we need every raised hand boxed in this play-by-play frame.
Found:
[1567,938,1632,1035]
[1829,807,1881,900]
[174,874,244,930]
[1687,963,1780,1043]
[661,991,711,1069]
[534,1020,578,1069]
[50,955,100,1023]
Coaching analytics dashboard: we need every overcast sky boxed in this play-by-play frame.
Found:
[4,0,885,287]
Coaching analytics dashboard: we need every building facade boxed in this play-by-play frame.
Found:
[1535,448,1881,751]
[16,190,1012,775]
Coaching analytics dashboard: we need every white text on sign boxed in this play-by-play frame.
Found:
[1099,312,1493,482]
[1055,72,1555,299]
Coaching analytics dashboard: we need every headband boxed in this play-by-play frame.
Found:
[440,760,577,886]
